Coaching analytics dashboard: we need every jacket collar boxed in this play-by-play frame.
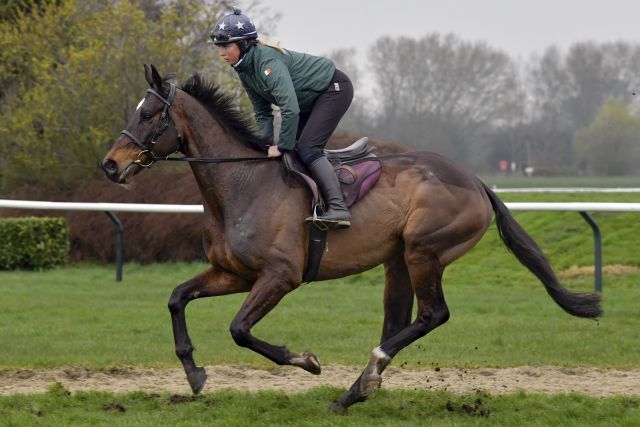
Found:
[233,44,255,73]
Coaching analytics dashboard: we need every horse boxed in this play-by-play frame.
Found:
[101,64,601,411]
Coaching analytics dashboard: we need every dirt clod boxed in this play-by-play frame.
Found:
[168,394,199,404]
[103,402,126,412]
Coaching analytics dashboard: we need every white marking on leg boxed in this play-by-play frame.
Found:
[372,346,390,362]
[359,346,392,396]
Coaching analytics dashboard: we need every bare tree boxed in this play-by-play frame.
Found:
[367,34,519,164]
[524,42,640,173]
[524,46,575,170]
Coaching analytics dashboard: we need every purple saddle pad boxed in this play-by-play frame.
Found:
[336,158,381,208]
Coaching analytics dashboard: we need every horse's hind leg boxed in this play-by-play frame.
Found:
[229,271,321,375]
[380,251,414,343]
[329,253,414,410]
[168,267,252,394]
[332,253,448,411]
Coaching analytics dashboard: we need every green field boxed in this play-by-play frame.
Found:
[1,190,639,425]
[1,386,639,427]
[0,262,638,369]
[481,175,640,188]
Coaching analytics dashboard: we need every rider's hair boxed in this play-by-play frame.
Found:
[236,39,255,56]
[236,39,286,59]
[257,39,286,54]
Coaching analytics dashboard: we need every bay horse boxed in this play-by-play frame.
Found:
[101,64,601,411]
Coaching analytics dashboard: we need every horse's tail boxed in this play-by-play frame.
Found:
[481,182,602,319]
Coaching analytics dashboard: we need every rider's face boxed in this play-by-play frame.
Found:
[217,43,241,65]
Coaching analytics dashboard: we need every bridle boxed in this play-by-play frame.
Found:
[121,83,182,168]
[120,83,272,168]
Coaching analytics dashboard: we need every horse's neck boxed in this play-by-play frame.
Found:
[180,100,277,221]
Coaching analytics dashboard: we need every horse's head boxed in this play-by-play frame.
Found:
[101,64,183,183]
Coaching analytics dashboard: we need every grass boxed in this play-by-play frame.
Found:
[1,191,640,369]
[472,192,640,269]
[0,385,639,427]
[0,261,638,370]
[3,191,638,369]
[480,175,640,188]
[1,186,639,424]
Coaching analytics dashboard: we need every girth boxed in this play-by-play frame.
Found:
[284,138,381,283]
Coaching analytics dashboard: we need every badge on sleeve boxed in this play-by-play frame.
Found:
[263,68,272,76]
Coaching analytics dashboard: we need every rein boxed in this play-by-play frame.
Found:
[155,154,273,164]
[121,83,272,167]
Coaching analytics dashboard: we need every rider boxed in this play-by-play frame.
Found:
[210,7,353,229]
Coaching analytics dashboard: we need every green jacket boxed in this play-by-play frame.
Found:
[233,44,336,151]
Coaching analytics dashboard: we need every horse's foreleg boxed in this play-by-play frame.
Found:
[332,255,448,411]
[229,272,321,375]
[168,267,251,394]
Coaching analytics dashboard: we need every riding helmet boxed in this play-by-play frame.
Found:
[210,7,258,45]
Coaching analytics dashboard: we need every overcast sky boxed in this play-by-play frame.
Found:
[250,0,638,93]
[262,0,637,58]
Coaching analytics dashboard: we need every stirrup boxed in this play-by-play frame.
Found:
[305,206,350,230]
[305,206,330,231]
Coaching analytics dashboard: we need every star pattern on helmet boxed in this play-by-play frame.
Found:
[218,22,226,30]
[236,21,245,30]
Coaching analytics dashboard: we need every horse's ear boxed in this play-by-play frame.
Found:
[144,64,153,87]
[150,64,163,90]
[143,63,163,90]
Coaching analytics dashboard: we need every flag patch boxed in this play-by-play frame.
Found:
[263,68,272,76]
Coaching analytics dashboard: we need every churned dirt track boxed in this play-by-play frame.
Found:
[2,365,640,396]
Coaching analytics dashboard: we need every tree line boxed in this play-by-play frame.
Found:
[1,1,639,198]
[0,0,276,195]
[332,36,640,176]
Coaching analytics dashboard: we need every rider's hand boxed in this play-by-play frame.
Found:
[267,145,282,158]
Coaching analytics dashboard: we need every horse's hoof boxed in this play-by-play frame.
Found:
[301,352,321,375]
[360,374,382,396]
[187,367,207,394]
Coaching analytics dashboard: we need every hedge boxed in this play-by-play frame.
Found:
[0,217,69,270]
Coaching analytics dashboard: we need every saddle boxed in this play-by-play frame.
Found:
[283,137,381,211]
[283,137,381,283]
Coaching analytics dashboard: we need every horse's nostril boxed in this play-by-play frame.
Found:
[101,158,118,174]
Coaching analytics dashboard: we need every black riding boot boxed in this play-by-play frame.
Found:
[307,156,351,229]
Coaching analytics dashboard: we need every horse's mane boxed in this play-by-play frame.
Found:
[180,74,269,153]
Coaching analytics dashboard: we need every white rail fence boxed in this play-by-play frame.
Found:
[2,199,640,290]
[493,187,640,193]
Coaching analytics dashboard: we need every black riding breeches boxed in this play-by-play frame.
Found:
[296,69,354,166]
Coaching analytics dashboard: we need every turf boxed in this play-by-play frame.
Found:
[0,260,638,369]
[0,385,638,427]
[2,191,640,369]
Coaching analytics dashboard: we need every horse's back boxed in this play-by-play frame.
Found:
[378,150,483,193]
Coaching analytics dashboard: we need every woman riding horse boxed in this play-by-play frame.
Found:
[211,7,353,229]
[100,64,601,412]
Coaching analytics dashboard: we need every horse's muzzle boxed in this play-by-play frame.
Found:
[101,157,120,182]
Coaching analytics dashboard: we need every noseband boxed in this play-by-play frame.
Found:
[121,83,182,168]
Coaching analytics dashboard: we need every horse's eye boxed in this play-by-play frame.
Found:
[141,111,154,122]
